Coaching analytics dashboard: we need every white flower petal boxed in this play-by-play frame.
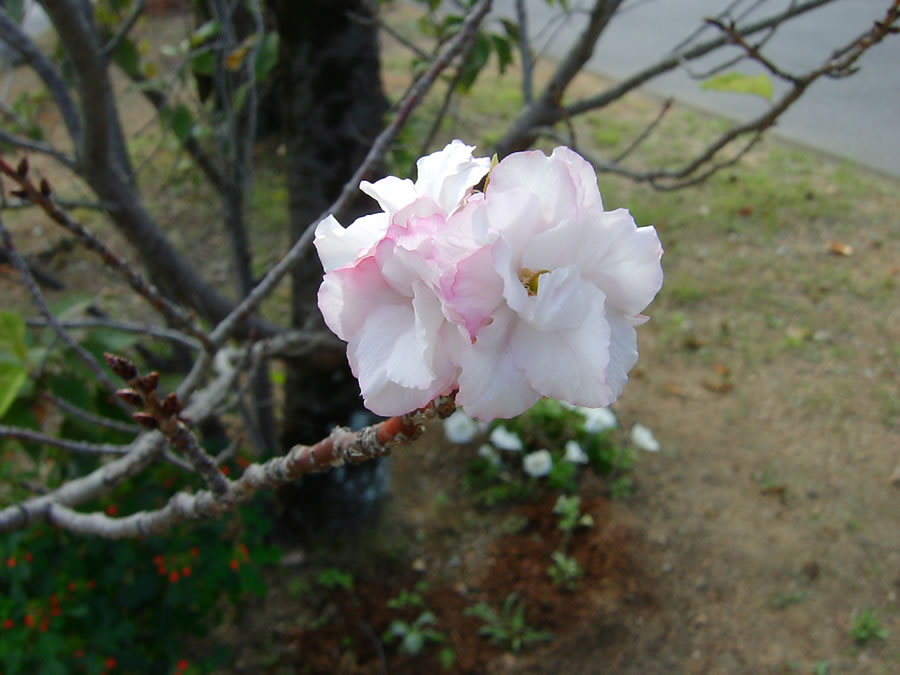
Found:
[564,440,589,464]
[511,280,617,407]
[523,449,553,477]
[457,309,541,420]
[631,423,660,452]
[416,140,491,213]
[314,213,388,273]
[478,443,502,466]
[578,407,617,433]
[444,410,480,443]
[360,176,417,217]
[489,425,524,452]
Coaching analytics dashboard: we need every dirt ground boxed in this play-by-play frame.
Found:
[2,4,897,674]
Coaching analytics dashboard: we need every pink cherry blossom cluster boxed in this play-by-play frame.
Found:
[314,141,663,421]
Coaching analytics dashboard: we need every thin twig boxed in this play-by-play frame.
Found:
[209,0,494,347]
[0,129,76,168]
[102,0,145,60]
[0,213,126,407]
[106,354,230,496]
[26,317,203,351]
[0,8,82,145]
[349,7,429,60]
[0,424,131,455]
[42,393,141,435]
[705,17,802,83]
[612,98,672,163]
[0,156,216,352]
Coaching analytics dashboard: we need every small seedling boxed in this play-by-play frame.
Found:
[464,592,554,652]
[552,495,594,532]
[849,609,887,644]
[382,611,446,655]
[387,582,429,609]
[438,647,456,670]
[316,568,354,592]
[770,588,808,609]
[811,662,830,675]
[547,551,583,591]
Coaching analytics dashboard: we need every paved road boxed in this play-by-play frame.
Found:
[493,0,900,177]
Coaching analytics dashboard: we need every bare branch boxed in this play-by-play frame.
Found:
[0,424,131,455]
[209,0,495,347]
[105,353,229,496]
[542,0,625,106]
[579,1,899,190]
[515,0,534,104]
[0,156,216,352]
[26,317,203,351]
[0,7,82,144]
[564,0,835,117]
[42,393,141,435]
[101,0,145,60]
[0,129,76,168]
[40,395,457,538]
[0,213,125,406]
[705,17,802,84]
[612,98,672,163]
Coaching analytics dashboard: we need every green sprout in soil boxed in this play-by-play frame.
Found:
[316,568,354,592]
[464,592,554,652]
[849,609,888,644]
[382,610,447,656]
[552,495,594,532]
[547,551,583,591]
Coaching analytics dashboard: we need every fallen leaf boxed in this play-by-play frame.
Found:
[826,240,853,256]
[738,206,753,217]
[663,382,687,398]
[714,363,730,376]
[702,380,733,394]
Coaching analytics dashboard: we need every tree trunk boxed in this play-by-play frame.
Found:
[269,0,389,533]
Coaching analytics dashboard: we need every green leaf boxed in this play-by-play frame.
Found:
[113,37,141,78]
[701,71,773,100]
[168,103,194,142]
[491,34,513,74]
[254,32,280,81]
[190,20,222,48]
[190,50,216,76]
[0,311,28,418]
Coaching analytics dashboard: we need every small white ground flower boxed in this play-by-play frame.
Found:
[578,407,617,433]
[478,443,501,466]
[489,426,523,451]
[631,423,660,452]
[523,449,553,477]
[563,440,589,464]
[443,410,480,443]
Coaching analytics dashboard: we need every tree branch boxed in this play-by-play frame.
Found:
[101,0,145,60]
[41,395,457,538]
[0,7,82,145]
[0,155,216,352]
[209,0,494,347]
[0,212,125,406]
[0,129,76,168]
[0,424,131,455]
[41,393,141,435]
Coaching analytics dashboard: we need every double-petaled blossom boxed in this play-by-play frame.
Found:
[315,141,490,415]
[315,141,663,421]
